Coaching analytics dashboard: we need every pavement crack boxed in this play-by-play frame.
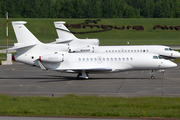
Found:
[117,72,131,93]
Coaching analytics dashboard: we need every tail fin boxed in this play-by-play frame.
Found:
[54,21,77,43]
[12,21,41,49]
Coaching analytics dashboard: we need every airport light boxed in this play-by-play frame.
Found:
[5,12,8,54]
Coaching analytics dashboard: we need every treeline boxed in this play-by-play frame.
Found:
[0,0,180,18]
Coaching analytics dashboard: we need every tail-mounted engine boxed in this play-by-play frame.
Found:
[39,54,64,63]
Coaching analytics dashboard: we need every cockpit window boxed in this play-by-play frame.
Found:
[158,56,163,59]
[169,48,173,51]
[165,48,173,51]
[165,48,169,51]
[153,56,158,59]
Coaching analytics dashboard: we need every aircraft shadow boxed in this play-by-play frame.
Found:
[0,75,162,83]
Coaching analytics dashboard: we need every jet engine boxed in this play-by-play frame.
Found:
[73,47,94,53]
[39,54,64,63]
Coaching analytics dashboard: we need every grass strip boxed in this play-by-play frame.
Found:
[0,94,180,118]
[1,18,180,45]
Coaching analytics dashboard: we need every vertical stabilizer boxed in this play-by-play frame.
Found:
[54,21,77,43]
[12,21,41,44]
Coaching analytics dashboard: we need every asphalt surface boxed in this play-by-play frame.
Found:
[0,62,180,97]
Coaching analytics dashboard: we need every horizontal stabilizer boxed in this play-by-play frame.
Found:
[55,38,73,43]
[9,43,37,50]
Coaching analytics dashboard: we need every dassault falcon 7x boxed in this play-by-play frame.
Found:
[11,21,177,79]
[54,21,180,59]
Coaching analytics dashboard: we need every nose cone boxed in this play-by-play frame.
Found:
[162,60,177,68]
[173,51,180,58]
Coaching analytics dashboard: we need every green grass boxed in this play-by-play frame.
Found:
[0,18,180,45]
[0,94,180,118]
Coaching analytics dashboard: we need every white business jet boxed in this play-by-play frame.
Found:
[11,21,177,79]
[54,21,180,59]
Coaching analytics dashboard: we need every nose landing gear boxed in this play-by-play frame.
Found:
[150,70,155,79]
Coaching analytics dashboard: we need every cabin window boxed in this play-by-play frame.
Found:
[91,58,93,61]
[87,58,89,61]
[114,58,117,61]
[109,50,111,52]
[123,58,125,61]
[125,50,127,52]
[79,58,81,61]
[106,50,108,52]
[134,50,136,52]
[107,58,109,61]
[147,50,149,52]
[131,50,133,52]
[94,58,97,61]
[103,58,105,61]
[128,50,130,52]
[111,58,113,61]
[115,50,117,52]
[140,50,142,52]
[153,56,158,59]
[127,58,129,61]
[130,58,133,61]
[169,48,173,51]
[112,50,114,52]
[143,50,145,52]
[119,58,121,61]
[83,58,85,61]
[118,50,120,52]
[137,50,139,52]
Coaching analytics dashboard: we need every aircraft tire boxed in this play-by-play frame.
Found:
[150,76,155,79]
[77,73,82,80]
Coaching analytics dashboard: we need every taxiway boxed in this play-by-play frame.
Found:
[0,62,180,97]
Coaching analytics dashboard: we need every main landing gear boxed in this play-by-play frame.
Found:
[77,70,89,79]
[150,70,155,79]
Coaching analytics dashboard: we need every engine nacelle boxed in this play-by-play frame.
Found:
[39,54,64,63]
[73,47,94,53]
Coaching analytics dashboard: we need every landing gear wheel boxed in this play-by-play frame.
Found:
[150,76,155,79]
[150,70,155,79]
[77,73,82,80]
[86,72,89,77]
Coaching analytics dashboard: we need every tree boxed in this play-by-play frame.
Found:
[101,0,116,18]
[173,0,180,18]
[91,0,101,18]
[55,0,61,18]
[162,0,171,18]
[73,0,84,18]
[154,0,164,18]
[60,0,74,18]
[143,0,155,18]
[85,1,93,18]
[123,5,136,18]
